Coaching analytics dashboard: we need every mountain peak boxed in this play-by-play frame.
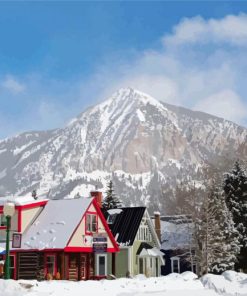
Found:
[101,87,167,113]
[0,87,247,211]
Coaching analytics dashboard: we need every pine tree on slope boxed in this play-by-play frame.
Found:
[102,180,122,211]
[223,161,247,270]
[196,183,240,275]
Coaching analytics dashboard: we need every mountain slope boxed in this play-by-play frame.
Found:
[0,88,246,212]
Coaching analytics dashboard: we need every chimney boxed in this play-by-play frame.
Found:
[91,191,102,208]
[154,211,161,242]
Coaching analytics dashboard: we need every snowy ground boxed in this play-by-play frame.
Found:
[0,271,246,296]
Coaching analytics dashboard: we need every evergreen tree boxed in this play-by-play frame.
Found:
[223,161,247,270]
[102,180,122,211]
[196,183,240,275]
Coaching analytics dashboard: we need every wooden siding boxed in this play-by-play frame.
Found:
[68,254,78,281]
[17,252,39,280]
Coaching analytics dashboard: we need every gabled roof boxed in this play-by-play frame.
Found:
[106,207,146,246]
[136,242,153,255]
[18,197,93,250]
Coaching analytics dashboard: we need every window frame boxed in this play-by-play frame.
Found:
[96,254,107,276]
[171,256,180,273]
[85,212,98,234]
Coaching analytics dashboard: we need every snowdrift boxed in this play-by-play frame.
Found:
[0,271,246,296]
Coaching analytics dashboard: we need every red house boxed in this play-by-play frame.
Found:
[0,192,119,280]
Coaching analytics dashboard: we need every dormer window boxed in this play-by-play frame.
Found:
[107,214,117,224]
[107,209,122,224]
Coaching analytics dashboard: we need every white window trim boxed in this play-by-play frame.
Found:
[96,254,107,276]
[171,256,180,273]
[86,214,97,233]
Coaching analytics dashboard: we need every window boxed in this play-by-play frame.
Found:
[86,214,97,233]
[0,214,7,227]
[171,257,180,273]
[137,225,151,241]
[107,214,117,224]
[46,255,56,275]
[96,254,107,276]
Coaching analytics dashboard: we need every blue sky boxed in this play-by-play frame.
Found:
[1,1,247,139]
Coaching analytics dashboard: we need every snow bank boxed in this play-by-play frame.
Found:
[0,279,25,296]
[0,272,246,296]
[201,271,247,296]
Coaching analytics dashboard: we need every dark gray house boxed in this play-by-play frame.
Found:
[158,215,196,275]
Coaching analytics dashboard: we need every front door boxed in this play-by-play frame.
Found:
[96,254,107,277]
[79,254,87,280]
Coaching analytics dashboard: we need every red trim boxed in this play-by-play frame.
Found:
[65,247,93,252]
[64,247,114,252]
[106,248,117,253]
[10,248,63,253]
[92,198,119,252]
[15,200,48,210]
[11,254,16,280]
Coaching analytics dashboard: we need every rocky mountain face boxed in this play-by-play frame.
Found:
[0,88,247,213]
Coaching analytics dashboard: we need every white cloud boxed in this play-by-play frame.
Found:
[193,89,247,123]
[2,75,26,94]
[163,14,247,47]
[1,13,247,140]
[88,14,247,126]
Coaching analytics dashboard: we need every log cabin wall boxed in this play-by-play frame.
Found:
[68,253,79,281]
[37,253,45,281]
[17,252,39,280]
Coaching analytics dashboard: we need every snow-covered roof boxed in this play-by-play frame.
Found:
[139,247,164,258]
[107,209,123,215]
[160,215,194,251]
[0,195,48,206]
[15,197,93,250]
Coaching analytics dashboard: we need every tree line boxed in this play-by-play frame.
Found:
[169,161,247,275]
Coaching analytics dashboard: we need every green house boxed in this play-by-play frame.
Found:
[105,207,164,278]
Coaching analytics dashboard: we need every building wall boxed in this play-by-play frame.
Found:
[161,249,194,275]
[112,248,129,278]
[68,203,114,249]
[132,214,157,276]
[0,209,18,241]
[0,205,44,242]
[21,207,43,233]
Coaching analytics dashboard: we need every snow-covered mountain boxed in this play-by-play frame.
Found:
[0,88,247,212]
